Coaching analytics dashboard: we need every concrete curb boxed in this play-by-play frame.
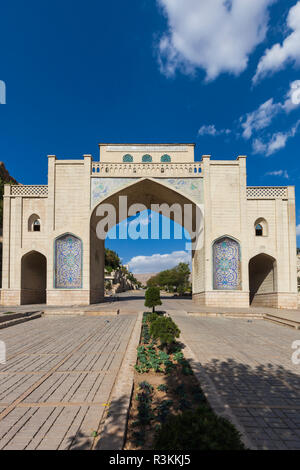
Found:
[0,312,42,329]
[94,312,143,450]
[178,328,256,450]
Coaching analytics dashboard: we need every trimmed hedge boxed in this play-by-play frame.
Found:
[150,316,180,348]
[153,405,245,450]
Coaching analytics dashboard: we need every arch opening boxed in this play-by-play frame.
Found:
[90,178,204,304]
[249,253,277,306]
[21,251,47,304]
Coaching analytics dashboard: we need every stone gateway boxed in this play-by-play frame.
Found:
[1,144,297,309]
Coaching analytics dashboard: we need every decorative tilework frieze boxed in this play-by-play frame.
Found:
[159,178,203,204]
[213,237,241,290]
[55,234,82,289]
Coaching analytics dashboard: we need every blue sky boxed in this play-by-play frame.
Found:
[1,1,300,272]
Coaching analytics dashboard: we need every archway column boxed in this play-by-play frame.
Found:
[192,156,250,308]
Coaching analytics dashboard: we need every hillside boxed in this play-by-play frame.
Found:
[0,162,18,228]
[0,162,18,287]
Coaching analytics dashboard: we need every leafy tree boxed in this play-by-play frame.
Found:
[147,274,160,288]
[146,263,191,293]
[104,248,120,271]
[144,286,162,313]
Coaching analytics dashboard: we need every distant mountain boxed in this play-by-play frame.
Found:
[133,273,158,285]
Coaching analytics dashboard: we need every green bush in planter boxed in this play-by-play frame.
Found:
[150,316,180,349]
[145,287,162,313]
[153,405,245,450]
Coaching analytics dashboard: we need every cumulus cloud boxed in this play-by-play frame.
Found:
[240,81,300,139]
[128,250,191,274]
[266,169,289,178]
[198,124,231,136]
[297,224,300,236]
[157,0,274,81]
[241,99,281,139]
[252,120,300,156]
[253,1,300,83]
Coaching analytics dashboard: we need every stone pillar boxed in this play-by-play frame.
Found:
[46,155,56,293]
[2,185,11,290]
[237,156,249,295]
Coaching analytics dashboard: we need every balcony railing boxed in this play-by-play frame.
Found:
[246,186,288,199]
[91,162,202,177]
[9,185,48,196]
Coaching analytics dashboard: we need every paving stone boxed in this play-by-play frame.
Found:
[171,314,300,451]
[0,315,137,450]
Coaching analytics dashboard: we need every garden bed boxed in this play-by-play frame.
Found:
[124,312,245,451]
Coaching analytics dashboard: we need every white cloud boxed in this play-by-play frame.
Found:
[254,1,300,83]
[129,211,152,227]
[297,224,300,236]
[240,81,300,139]
[241,99,281,139]
[252,120,300,156]
[157,0,274,81]
[198,124,231,136]
[266,169,289,178]
[128,250,191,274]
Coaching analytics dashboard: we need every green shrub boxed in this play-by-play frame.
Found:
[153,405,245,450]
[145,287,162,313]
[150,317,180,349]
[147,313,159,323]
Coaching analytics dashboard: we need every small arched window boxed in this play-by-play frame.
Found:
[142,154,152,163]
[255,224,263,236]
[33,220,41,232]
[123,154,133,162]
[161,154,171,162]
[254,218,268,237]
[28,214,41,232]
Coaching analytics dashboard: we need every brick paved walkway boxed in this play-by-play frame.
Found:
[0,315,137,450]
[171,312,300,450]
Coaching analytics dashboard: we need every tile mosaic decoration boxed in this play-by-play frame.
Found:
[55,234,82,289]
[159,178,203,204]
[213,237,241,290]
[91,178,137,207]
[91,177,203,208]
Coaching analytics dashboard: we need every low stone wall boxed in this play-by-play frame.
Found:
[193,291,250,308]
[1,289,21,306]
[46,289,91,306]
[252,292,298,309]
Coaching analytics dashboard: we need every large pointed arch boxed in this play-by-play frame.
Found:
[89,177,204,304]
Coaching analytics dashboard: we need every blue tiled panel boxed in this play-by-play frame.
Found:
[123,154,133,162]
[213,237,241,290]
[55,234,82,288]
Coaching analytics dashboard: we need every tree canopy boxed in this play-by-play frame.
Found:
[147,262,191,293]
[105,248,121,271]
[145,286,162,312]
